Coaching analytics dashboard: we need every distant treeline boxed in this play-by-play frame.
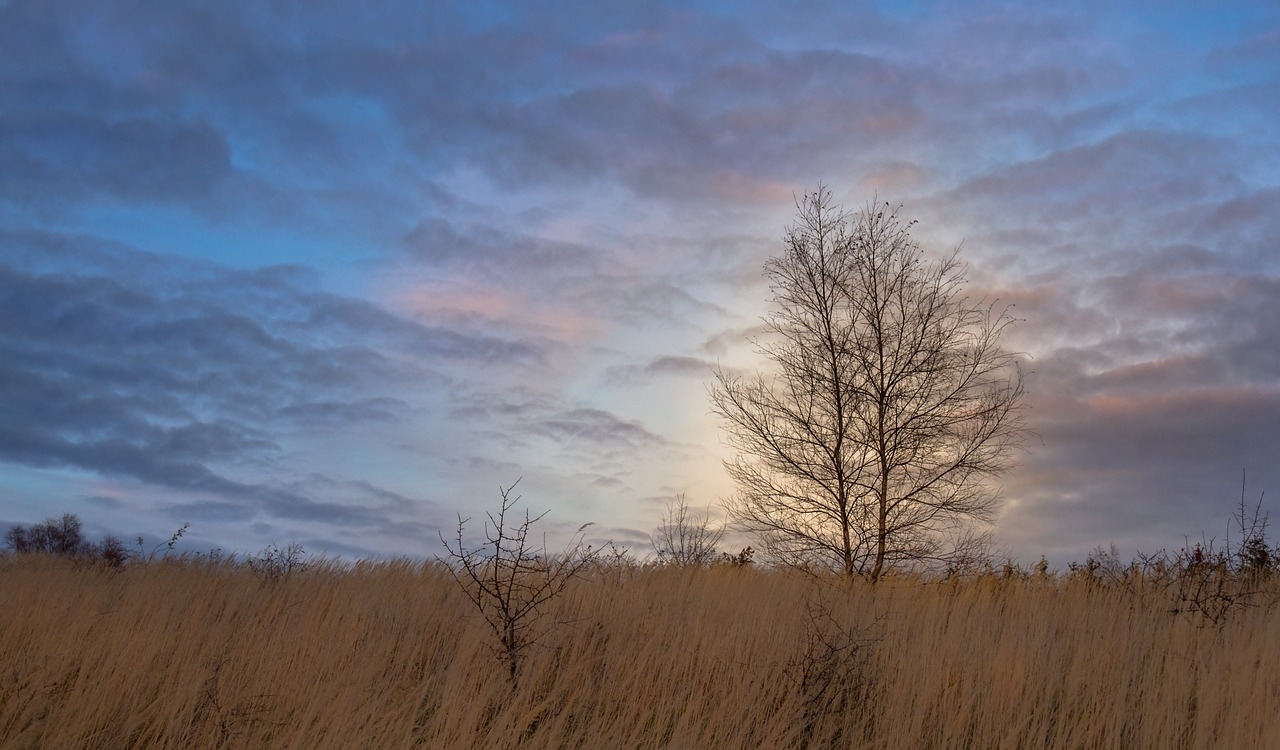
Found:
[4,512,128,566]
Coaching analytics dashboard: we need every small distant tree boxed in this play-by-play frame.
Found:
[97,535,129,567]
[650,494,724,567]
[248,542,308,581]
[440,479,598,687]
[6,513,89,555]
[711,187,1027,581]
[1230,473,1275,577]
[5,512,129,567]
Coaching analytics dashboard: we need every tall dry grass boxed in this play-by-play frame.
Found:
[2,553,1278,749]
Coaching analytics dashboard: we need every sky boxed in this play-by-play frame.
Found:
[2,0,1279,566]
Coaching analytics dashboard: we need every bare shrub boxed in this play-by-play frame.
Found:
[94,535,129,569]
[588,542,642,583]
[1087,476,1280,627]
[650,494,724,567]
[439,479,598,687]
[785,594,879,743]
[1158,479,1277,625]
[248,542,308,582]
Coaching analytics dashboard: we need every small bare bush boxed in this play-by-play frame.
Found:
[1087,476,1280,627]
[785,594,879,743]
[440,479,598,686]
[650,494,724,567]
[248,542,308,582]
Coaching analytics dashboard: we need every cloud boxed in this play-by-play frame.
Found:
[275,398,406,427]
[461,47,929,202]
[529,407,666,451]
[939,131,1240,242]
[605,355,714,386]
[1002,384,1280,559]
[393,216,727,347]
[404,217,598,276]
[0,228,544,543]
[986,244,1280,561]
[0,114,232,208]
[452,391,669,455]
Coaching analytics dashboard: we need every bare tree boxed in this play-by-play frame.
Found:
[5,512,88,556]
[650,494,724,566]
[5,512,132,567]
[710,187,1026,580]
[440,479,597,686]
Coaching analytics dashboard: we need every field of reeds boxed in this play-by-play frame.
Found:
[2,552,1279,749]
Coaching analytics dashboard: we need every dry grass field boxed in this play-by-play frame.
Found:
[2,552,1278,749]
